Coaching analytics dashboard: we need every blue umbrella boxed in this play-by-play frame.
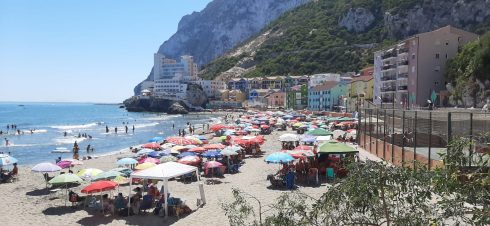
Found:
[147,151,160,158]
[223,130,235,136]
[301,135,317,143]
[159,150,171,156]
[265,152,294,164]
[178,152,197,158]
[283,115,293,119]
[193,135,207,141]
[201,150,222,159]
[117,157,138,165]
[148,136,164,142]
[136,148,154,156]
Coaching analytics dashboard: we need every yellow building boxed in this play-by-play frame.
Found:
[348,71,374,111]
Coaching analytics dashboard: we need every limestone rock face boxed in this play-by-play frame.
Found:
[339,8,375,33]
[186,83,208,107]
[167,102,189,114]
[134,0,309,95]
[123,96,189,114]
[384,0,490,39]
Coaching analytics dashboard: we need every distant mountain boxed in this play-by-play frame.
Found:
[133,0,310,95]
[199,0,490,81]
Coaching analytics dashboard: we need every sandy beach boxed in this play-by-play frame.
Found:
[1,116,377,226]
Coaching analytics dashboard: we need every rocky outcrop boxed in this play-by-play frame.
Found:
[339,8,375,33]
[384,0,490,39]
[186,83,208,107]
[123,97,189,114]
[134,0,309,95]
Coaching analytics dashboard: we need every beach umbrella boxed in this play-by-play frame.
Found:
[112,175,129,185]
[110,167,132,177]
[161,143,175,149]
[292,122,303,127]
[225,145,242,152]
[177,156,201,165]
[265,152,294,164]
[220,148,238,156]
[142,143,161,150]
[279,133,299,142]
[81,180,118,194]
[223,130,235,136]
[135,162,156,170]
[147,151,160,158]
[201,150,222,159]
[177,151,197,158]
[138,157,160,164]
[204,161,223,169]
[136,148,154,156]
[301,135,317,143]
[318,141,358,154]
[116,157,138,165]
[0,154,18,166]
[332,130,346,139]
[203,143,225,150]
[294,145,313,151]
[92,170,123,181]
[166,136,200,145]
[48,173,83,185]
[185,145,198,149]
[77,168,103,180]
[148,136,164,142]
[160,155,177,163]
[188,147,206,153]
[210,124,227,132]
[61,158,84,166]
[31,162,62,173]
[171,145,187,153]
[306,128,333,136]
[57,160,72,169]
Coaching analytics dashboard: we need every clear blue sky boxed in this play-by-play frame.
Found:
[0,0,212,103]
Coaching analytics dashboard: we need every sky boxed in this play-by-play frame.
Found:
[0,0,212,103]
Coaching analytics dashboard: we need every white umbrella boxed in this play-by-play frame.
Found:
[61,158,84,165]
[31,162,62,172]
[0,154,18,166]
[279,133,299,142]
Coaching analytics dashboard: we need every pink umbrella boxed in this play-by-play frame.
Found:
[138,157,160,164]
[142,143,161,150]
[204,160,223,169]
[57,160,72,169]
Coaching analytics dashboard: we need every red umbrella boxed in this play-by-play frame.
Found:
[178,156,201,166]
[166,137,199,145]
[260,125,270,129]
[138,157,160,164]
[294,145,313,151]
[347,129,356,133]
[210,124,226,132]
[203,143,225,150]
[142,143,161,150]
[188,147,206,153]
[204,160,223,169]
[81,180,118,194]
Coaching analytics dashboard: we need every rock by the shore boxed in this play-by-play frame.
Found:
[123,96,189,114]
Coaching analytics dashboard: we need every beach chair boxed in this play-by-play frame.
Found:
[326,168,335,182]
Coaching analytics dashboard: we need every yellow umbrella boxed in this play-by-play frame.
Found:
[135,162,156,170]
[292,122,303,127]
[112,175,129,185]
[76,168,103,180]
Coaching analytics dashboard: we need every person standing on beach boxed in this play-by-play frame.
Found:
[125,125,128,134]
[86,144,91,154]
[178,129,181,136]
[115,127,118,134]
[105,125,109,133]
[132,125,135,133]
[172,124,175,129]
[4,138,9,146]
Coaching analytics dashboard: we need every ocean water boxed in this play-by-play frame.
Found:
[0,102,219,165]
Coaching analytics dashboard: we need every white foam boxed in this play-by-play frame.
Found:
[51,123,99,130]
[134,122,159,129]
[53,137,87,144]
[22,129,48,134]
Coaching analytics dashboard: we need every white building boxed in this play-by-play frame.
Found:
[193,80,227,99]
[308,73,340,87]
[153,53,198,99]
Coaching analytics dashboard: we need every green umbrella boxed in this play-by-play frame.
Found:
[318,141,358,154]
[92,170,123,181]
[160,155,177,163]
[48,173,83,185]
[306,128,333,136]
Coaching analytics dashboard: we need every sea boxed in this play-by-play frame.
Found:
[0,102,220,166]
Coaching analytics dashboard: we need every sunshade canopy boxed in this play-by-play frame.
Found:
[318,141,358,154]
[130,162,197,180]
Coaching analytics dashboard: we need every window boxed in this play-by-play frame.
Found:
[411,66,416,73]
[446,42,449,46]
[435,53,440,59]
[412,54,415,59]
[434,66,440,72]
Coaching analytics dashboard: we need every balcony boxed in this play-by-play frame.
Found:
[382,98,394,103]
[398,73,409,79]
[381,51,396,59]
[382,64,397,70]
[398,60,408,66]
[397,85,408,91]
[381,86,396,92]
[381,75,396,81]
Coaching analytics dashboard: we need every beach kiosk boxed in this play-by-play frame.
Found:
[129,162,205,217]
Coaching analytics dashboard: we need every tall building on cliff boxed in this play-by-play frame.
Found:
[153,54,198,99]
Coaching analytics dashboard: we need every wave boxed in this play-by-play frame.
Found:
[51,122,101,130]
[0,143,38,148]
[22,129,48,134]
[134,122,159,129]
[53,137,87,144]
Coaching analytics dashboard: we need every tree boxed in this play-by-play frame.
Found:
[223,135,490,225]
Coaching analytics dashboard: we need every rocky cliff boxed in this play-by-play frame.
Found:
[134,0,309,95]
[201,0,490,80]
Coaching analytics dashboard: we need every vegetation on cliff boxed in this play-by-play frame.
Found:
[446,31,490,107]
